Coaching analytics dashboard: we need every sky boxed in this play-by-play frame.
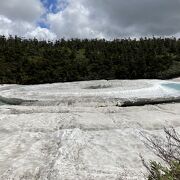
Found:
[0,0,180,40]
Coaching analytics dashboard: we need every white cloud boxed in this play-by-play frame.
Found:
[47,0,105,39]
[1,0,180,40]
[0,0,57,40]
[0,15,56,40]
[0,15,33,36]
[0,0,44,22]
[47,0,180,39]
[25,27,57,40]
[56,0,69,11]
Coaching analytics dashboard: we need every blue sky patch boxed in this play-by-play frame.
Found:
[37,21,50,29]
[42,0,58,13]
[41,0,68,14]
[38,0,68,28]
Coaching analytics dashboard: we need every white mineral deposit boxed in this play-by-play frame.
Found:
[0,79,180,179]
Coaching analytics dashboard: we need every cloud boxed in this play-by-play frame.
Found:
[0,15,32,36]
[0,0,56,40]
[47,0,105,39]
[25,27,57,40]
[47,0,180,39]
[0,0,44,22]
[0,0,180,39]
[0,15,56,40]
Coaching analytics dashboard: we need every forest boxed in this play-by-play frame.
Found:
[0,36,180,84]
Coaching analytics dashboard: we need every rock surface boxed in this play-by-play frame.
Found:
[0,79,180,180]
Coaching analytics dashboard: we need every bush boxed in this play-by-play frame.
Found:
[141,128,180,180]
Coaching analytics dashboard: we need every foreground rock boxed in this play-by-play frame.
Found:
[0,80,180,180]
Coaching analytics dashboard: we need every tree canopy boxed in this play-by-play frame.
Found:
[0,36,180,84]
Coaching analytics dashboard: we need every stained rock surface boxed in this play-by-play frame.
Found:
[0,79,180,180]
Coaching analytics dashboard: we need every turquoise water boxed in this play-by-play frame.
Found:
[162,83,180,91]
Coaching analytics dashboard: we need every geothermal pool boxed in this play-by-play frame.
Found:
[0,79,180,180]
[162,82,180,91]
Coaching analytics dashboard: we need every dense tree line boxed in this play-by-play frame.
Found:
[0,35,180,84]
